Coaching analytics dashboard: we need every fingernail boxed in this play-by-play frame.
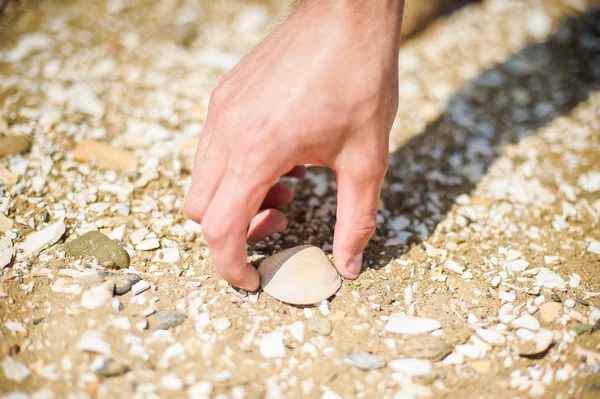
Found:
[345,253,363,277]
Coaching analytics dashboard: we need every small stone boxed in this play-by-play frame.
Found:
[0,237,13,268]
[576,324,594,335]
[74,139,137,171]
[0,135,31,157]
[50,278,82,295]
[307,314,332,336]
[469,359,492,374]
[96,359,130,377]
[212,317,231,333]
[150,310,187,330]
[535,268,566,290]
[499,291,516,302]
[345,352,386,370]
[476,328,506,347]
[288,321,305,342]
[259,331,286,358]
[152,248,179,263]
[113,274,141,295]
[519,329,554,357]
[81,281,115,310]
[188,382,213,397]
[444,260,464,274]
[76,330,112,356]
[539,302,561,323]
[131,280,150,296]
[399,335,451,361]
[588,240,600,255]
[1,357,31,383]
[512,314,540,331]
[136,238,160,251]
[565,298,575,308]
[65,231,130,269]
[575,297,589,306]
[0,212,14,231]
[385,314,441,334]
[329,310,346,321]
[490,276,501,287]
[110,316,132,331]
[17,221,65,259]
[388,359,432,377]
[68,83,105,117]
[74,271,104,285]
[551,293,562,302]
[161,373,183,390]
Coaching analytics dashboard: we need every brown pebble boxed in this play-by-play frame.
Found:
[539,302,561,323]
[74,139,137,171]
[575,297,589,306]
[0,135,31,156]
[551,293,562,303]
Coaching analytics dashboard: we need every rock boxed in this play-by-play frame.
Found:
[345,352,386,370]
[0,33,51,63]
[539,302,561,323]
[76,330,112,356]
[51,278,82,295]
[74,139,137,171]
[110,316,132,331]
[534,268,566,290]
[74,271,104,285]
[131,280,150,296]
[588,240,600,254]
[96,359,130,377]
[288,321,305,342]
[212,317,231,333]
[444,260,464,274]
[512,314,540,331]
[551,293,562,302]
[151,310,187,330]
[0,167,19,185]
[469,359,492,374]
[399,335,451,361]
[518,329,554,357]
[258,331,286,358]
[152,248,180,263]
[307,314,332,336]
[65,231,130,269]
[476,328,506,347]
[161,373,183,390]
[0,212,13,231]
[188,382,213,397]
[136,238,160,251]
[498,291,516,302]
[81,281,115,309]
[1,357,31,383]
[68,83,105,117]
[17,221,65,260]
[576,297,589,306]
[385,314,441,334]
[0,237,13,268]
[565,298,575,308]
[576,324,594,335]
[112,274,141,295]
[388,359,432,377]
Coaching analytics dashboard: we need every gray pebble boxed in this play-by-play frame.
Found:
[307,314,332,336]
[113,274,141,296]
[151,310,187,330]
[96,359,130,377]
[65,231,130,269]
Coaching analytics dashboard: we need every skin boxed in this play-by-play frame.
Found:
[184,0,405,291]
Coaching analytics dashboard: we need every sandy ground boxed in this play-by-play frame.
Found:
[0,0,599,398]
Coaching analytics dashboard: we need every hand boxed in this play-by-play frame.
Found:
[184,0,403,291]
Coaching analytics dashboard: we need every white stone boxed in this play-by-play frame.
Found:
[131,280,150,296]
[131,228,149,245]
[89,202,110,213]
[161,373,183,390]
[526,8,552,40]
[50,278,82,295]
[5,321,27,334]
[153,248,180,263]
[455,344,481,359]
[258,331,286,358]
[1,357,31,383]
[81,282,114,310]
[512,314,540,331]
[111,316,132,330]
[587,240,600,255]
[76,330,112,356]
[568,274,581,288]
[188,381,213,397]
[17,221,65,259]
[499,291,516,302]
[544,256,559,264]
[0,33,51,63]
[289,321,305,342]
[0,237,13,268]
[74,271,104,285]
[388,359,432,376]
[136,238,160,251]
[385,314,440,334]
[444,260,464,274]
[578,172,600,192]
[504,259,529,272]
[162,343,185,361]
[442,352,465,365]
[490,276,501,287]
[534,268,566,290]
[565,298,575,308]
[69,83,105,117]
[212,317,231,333]
[476,328,506,346]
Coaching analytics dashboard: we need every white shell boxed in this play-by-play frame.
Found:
[258,245,341,305]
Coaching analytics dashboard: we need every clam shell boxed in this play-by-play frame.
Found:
[258,245,341,305]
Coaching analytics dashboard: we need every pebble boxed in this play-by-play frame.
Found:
[150,310,187,330]
[385,314,441,334]
[518,329,554,357]
[161,373,183,390]
[0,32,51,62]
[74,271,104,285]
[1,357,31,383]
[81,281,115,309]
[534,268,566,290]
[113,274,141,295]
[131,280,150,296]
[0,237,13,268]
[399,335,451,361]
[212,317,231,333]
[539,302,561,323]
[512,314,540,331]
[74,139,137,171]
[498,291,516,303]
[345,352,386,370]
[136,238,160,251]
[188,382,213,397]
[96,359,130,377]
[476,328,506,346]
[17,221,65,260]
[469,359,492,374]
[388,359,432,377]
[576,324,593,335]
[575,297,589,306]
[50,278,82,295]
[65,231,130,269]
[565,298,575,308]
[0,135,31,156]
[259,331,286,358]
[588,240,600,255]
[444,260,464,274]
[76,330,112,356]
[307,314,332,336]
[111,316,132,330]
[68,83,105,117]
[288,321,305,342]
[152,248,180,263]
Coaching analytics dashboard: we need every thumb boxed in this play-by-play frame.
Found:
[333,161,386,279]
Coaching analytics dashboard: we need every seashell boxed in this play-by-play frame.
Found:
[258,245,341,305]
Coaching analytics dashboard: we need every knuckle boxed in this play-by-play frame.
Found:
[201,218,227,245]
[209,83,234,111]
[338,215,378,240]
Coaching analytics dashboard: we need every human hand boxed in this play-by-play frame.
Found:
[184,0,403,291]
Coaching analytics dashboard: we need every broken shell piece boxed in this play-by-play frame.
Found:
[258,245,341,305]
